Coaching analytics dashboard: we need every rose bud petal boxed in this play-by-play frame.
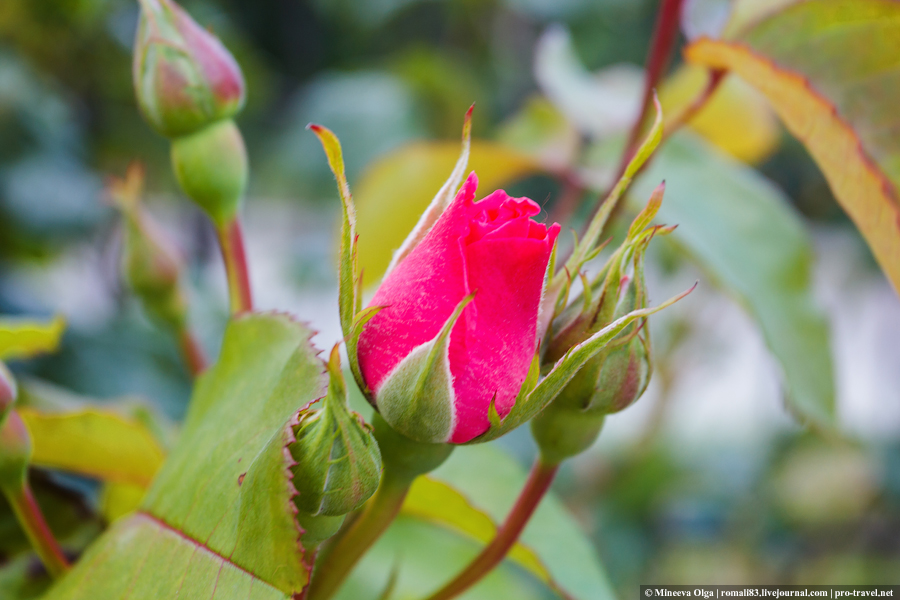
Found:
[357,172,560,444]
[133,0,245,139]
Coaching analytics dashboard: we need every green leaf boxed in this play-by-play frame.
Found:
[632,133,835,431]
[0,316,65,361]
[686,0,900,294]
[18,407,165,488]
[400,444,617,600]
[13,380,172,488]
[354,141,539,287]
[402,477,551,582]
[44,313,328,599]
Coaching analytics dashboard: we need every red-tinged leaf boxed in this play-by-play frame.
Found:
[686,0,900,294]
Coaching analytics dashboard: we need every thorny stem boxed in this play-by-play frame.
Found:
[176,326,208,377]
[4,484,70,578]
[216,218,253,315]
[306,467,414,600]
[421,459,560,600]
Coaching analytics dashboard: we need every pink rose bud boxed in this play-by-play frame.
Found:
[133,0,245,139]
[357,172,560,444]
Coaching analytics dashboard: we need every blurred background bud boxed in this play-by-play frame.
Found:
[133,0,245,139]
[110,164,189,331]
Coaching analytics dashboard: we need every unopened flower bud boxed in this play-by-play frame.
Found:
[133,0,245,139]
[357,173,559,444]
[589,333,650,414]
[545,183,666,415]
[170,119,248,225]
[0,411,32,492]
[110,164,189,330]
[290,346,381,530]
[532,184,669,462]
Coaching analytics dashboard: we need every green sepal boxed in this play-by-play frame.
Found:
[346,305,385,403]
[548,95,664,313]
[377,294,474,444]
[308,124,360,345]
[0,411,31,492]
[546,182,667,364]
[384,105,474,278]
[472,284,694,443]
[290,345,382,518]
[588,333,651,414]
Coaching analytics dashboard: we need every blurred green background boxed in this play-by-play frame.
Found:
[1,0,899,595]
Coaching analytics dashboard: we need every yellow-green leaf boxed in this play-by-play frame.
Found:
[0,316,65,361]
[18,407,166,488]
[354,141,539,286]
[402,477,550,581]
[404,444,616,600]
[98,482,147,523]
[659,63,780,163]
[686,0,900,293]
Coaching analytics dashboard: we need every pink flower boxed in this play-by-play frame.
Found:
[358,172,560,444]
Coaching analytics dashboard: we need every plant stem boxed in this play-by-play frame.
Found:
[422,459,560,600]
[177,326,208,377]
[618,0,686,179]
[593,0,686,239]
[307,466,414,600]
[216,218,253,315]
[5,483,70,578]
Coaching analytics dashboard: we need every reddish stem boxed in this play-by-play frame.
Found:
[216,219,253,315]
[423,459,560,600]
[6,484,70,578]
[177,327,208,377]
